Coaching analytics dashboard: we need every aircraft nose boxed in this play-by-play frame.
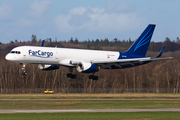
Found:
[5,54,13,61]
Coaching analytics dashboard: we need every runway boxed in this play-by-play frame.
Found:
[1,108,180,113]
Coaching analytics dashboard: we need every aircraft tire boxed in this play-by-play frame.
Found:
[94,76,99,80]
[89,75,98,80]
[92,76,98,80]
[73,74,77,79]
[67,73,77,79]
[89,75,93,79]
[22,71,27,75]
[67,73,70,77]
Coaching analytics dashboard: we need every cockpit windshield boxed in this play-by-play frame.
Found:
[10,51,21,54]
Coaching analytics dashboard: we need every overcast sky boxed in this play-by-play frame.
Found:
[0,0,179,43]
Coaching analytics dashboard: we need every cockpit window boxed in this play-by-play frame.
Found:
[10,51,21,54]
[10,51,15,53]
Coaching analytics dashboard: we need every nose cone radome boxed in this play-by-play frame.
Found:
[5,54,12,61]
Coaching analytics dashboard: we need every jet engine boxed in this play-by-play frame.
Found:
[38,64,59,70]
[76,62,99,73]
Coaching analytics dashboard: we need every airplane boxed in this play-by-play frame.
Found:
[5,24,172,80]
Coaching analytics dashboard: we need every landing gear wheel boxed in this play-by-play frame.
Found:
[89,75,93,79]
[22,71,27,75]
[89,75,98,80]
[67,73,71,77]
[67,67,77,79]
[94,76,98,80]
[67,73,77,79]
[73,74,77,79]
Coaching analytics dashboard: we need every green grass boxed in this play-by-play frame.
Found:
[1,100,180,109]
[0,94,180,119]
[1,93,180,99]
[0,112,180,120]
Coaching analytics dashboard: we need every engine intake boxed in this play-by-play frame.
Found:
[38,64,59,70]
[77,62,99,73]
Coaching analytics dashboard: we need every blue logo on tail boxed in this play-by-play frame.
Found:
[125,24,156,56]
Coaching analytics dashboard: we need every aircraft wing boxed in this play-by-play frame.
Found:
[92,57,173,69]
[69,57,172,69]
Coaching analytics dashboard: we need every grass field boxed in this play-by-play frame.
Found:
[0,112,180,120]
[1,100,180,109]
[1,93,180,120]
[1,93,180,99]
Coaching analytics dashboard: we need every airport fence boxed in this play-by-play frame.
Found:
[0,88,180,94]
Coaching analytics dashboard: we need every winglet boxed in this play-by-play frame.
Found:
[156,46,165,58]
[40,40,45,47]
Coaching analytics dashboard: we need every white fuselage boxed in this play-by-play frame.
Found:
[5,46,120,66]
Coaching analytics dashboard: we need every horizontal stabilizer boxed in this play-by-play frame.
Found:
[140,57,173,62]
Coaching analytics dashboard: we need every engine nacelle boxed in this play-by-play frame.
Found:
[38,64,59,70]
[77,62,99,73]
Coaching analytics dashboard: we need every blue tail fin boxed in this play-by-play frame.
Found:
[40,40,45,47]
[125,24,156,56]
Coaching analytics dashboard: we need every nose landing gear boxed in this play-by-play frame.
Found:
[22,70,27,75]
[21,63,27,75]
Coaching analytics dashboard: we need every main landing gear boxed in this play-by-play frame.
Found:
[67,73,77,79]
[67,67,77,79]
[89,74,99,80]
[21,63,27,75]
